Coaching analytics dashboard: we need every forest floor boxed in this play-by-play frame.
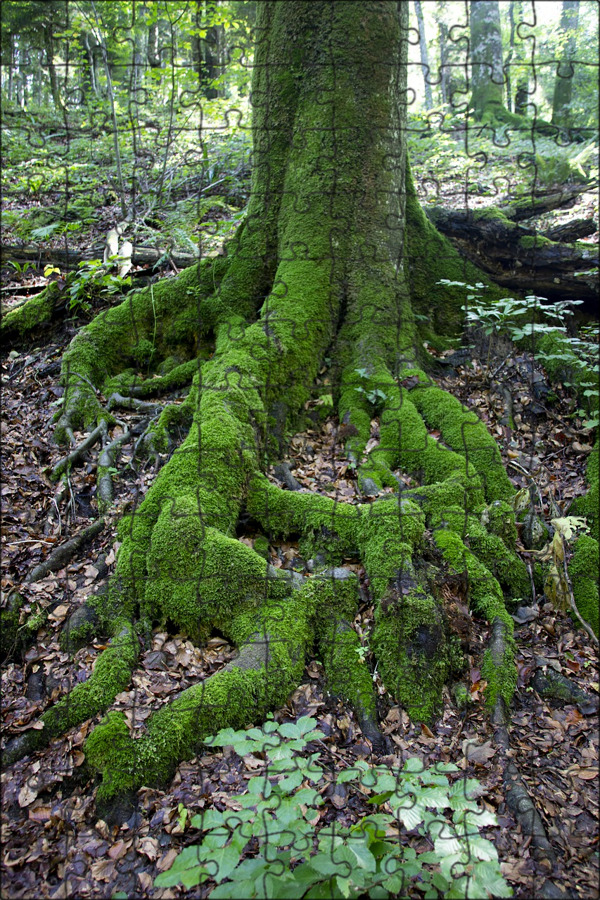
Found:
[1,289,599,898]
[2,128,599,897]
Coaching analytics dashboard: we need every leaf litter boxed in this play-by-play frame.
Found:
[1,314,598,899]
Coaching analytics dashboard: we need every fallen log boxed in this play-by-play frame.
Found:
[500,183,595,222]
[1,243,199,272]
[425,205,598,302]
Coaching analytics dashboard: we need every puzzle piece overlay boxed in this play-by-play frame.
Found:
[2,0,598,894]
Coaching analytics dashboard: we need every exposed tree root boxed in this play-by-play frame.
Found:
[97,429,132,512]
[51,422,108,478]
[491,699,564,898]
[106,393,162,415]
[26,518,106,584]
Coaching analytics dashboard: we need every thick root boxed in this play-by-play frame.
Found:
[86,585,317,813]
[3,619,139,766]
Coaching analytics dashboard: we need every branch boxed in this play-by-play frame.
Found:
[26,518,106,583]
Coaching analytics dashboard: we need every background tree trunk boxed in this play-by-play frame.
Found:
[470,0,506,119]
[414,0,433,109]
[551,0,579,129]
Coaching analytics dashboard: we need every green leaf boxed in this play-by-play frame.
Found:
[202,844,241,884]
[337,761,370,783]
[190,808,226,830]
[367,791,393,805]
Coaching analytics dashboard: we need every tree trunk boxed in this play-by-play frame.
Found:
[551,0,579,130]
[470,0,505,119]
[6,1,546,822]
[43,23,63,111]
[414,0,433,109]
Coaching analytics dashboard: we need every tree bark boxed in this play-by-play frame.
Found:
[551,0,580,130]
[425,204,599,302]
[470,0,505,119]
[42,23,63,111]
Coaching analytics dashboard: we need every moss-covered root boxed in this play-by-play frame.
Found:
[404,374,514,502]
[135,395,195,461]
[570,440,599,541]
[315,572,382,747]
[429,504,530,601]
[86,585,318,818]
[1,282,62,344]
[373,582,461,725]
[360,499,462,723]
[3,618,139,767]
[433,527,516,709]
[569,535,599,636]
[54,258,228,445]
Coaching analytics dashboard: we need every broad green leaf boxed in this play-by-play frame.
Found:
[202,844,241,884]
[190,808,226,830]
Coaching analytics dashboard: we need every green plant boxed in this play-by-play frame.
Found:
[354,368,388,409]
[439,281,598,425]
[66,258,130,313]
[155,717,511,899]
[8,260,37,278]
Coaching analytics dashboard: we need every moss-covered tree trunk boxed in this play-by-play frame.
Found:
[6,0,547,821]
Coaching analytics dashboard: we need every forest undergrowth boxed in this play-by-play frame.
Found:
[1,299,598,899]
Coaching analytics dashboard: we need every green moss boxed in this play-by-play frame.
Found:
[372,589,459,724]
[404,472,486,520]
[481,639,517,709]
[1,282,60,342]
[570,442,599,541]
[569,535,599,636]
[432,528,516,708]
[430,506,529,599]
[247,474,359,553]
[144,504,287,640]
[0,592,27,662]
[519,234,554,251]
[320,621,377,719]
[406,375,513,501]
[481,500,518,548]
[253,535,270,559]
[141,398,194,455]
[40,618,139,742]
[85,710,137,800]
[358,498,425,598]
[432,527,512,628]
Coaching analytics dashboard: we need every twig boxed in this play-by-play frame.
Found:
[7,539,55,546]
[506,460,545,512]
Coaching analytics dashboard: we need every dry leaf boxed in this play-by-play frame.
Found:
[138,837,160,861]
[157,848,178,872]
[108,839,131,860]
[462,740,496,766]
[90,858,116,881]
[18,782,39,807]
[48,604,70,622]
